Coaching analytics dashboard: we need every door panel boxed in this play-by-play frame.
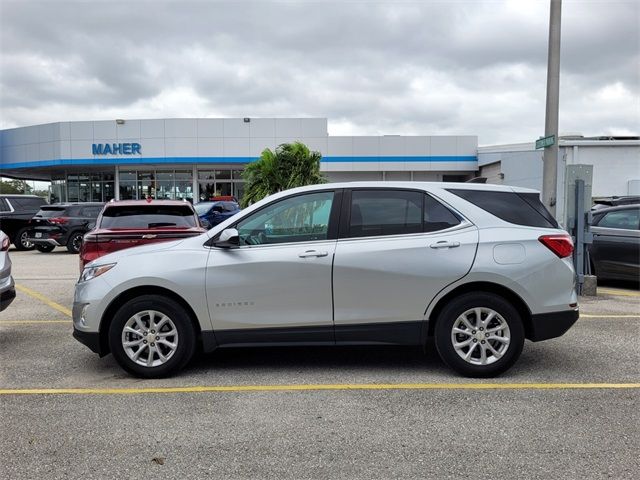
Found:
[590,227,640,279]
[332,227,478,327]
[206,241,336,333]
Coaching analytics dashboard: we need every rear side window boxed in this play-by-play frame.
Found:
[80,206,102,218]
[447,189,558,228]
[349,190,423,237]
[424,194,461,232]
[8,197,46,209]
[99,205,197,229]
[597,209,640,230]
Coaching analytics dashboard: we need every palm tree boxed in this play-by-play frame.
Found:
[241,141,325,207]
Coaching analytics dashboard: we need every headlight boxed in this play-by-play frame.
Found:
[80,263,116,283]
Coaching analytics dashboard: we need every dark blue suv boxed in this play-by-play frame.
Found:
[194,201,241,229]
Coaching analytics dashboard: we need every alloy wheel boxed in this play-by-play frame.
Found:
[121,310,179,367]
[20,231,33,249]
[450,307,511,366]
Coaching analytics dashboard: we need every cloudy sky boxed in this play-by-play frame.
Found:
[0,0,638,145]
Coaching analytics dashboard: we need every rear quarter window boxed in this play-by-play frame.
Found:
[99,205,197,228]
[447,189,558,228]
[36,207,67,218]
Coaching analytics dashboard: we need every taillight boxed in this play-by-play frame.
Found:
[49,217,69,225]
[1,236,9,251]
[539,234,574,258]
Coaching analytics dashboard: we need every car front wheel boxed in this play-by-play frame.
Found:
[108,295,196,378]
[434,292,525,378]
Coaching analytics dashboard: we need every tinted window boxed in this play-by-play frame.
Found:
[0,199,11,212]
[194,203,214,215]
[80,207,102,218]
[35,206,67,218]
[447,189,558,228]
[424,194,461,232]
[8,197,46,209]
[236,191,334,245]
[597,209,640,230]
[100,205,197,228]
[349,190,422,238]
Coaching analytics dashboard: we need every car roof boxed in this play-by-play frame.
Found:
[0,194,43,198]
[43,202,104,207]
[283,181,540,194]
[592,204,640,214]
[104,200,193,207]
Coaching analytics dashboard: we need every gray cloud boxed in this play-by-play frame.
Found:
[1,0,638,144]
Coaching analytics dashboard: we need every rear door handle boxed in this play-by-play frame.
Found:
[430,241,461,249]
[298,250,329,258]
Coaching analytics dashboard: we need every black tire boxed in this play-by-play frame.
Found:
[13,227,35,251]
[108,295,196,378]
[434,292,525,378]
[36,244,55,253]
[66,232,84,254]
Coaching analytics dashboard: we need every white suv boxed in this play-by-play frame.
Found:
[0,231,16,311]
[73,182,578,378]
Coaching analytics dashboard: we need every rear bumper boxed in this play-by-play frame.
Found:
[0,286,16,311]
[528,309,580,342]
[28,238,62,246]
[72,327,104,356]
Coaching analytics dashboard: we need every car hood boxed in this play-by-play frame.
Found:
[85,239,185,267]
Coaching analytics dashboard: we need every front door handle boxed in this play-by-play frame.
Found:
[430,241,461,249]
[298,250,329,258]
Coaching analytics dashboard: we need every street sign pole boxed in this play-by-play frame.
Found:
[542,0,562,217]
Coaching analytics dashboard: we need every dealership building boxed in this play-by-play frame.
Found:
[0,117,478,203]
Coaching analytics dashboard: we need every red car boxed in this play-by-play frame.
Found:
[80,200,207,270]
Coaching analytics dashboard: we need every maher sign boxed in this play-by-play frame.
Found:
[92,143,141,155]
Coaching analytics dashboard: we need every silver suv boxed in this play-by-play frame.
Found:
[73,182,578,378]
[0,231,16,311]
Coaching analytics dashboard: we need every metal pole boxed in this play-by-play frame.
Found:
[542,0,562,217]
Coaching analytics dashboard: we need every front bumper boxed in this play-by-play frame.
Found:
[528,309,580,342]
[0,285,16,311]
[72,327,103,355]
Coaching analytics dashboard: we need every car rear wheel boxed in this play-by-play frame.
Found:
[66,232,84,253]
[108,295,196,378]
[36,244,55,253]
[14,228,35,251]
[434,292,525,378]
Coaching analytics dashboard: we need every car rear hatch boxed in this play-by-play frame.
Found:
[29,206,69,243]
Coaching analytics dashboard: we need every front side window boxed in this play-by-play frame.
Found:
[236,191,334,246]
[349,190,422,238]
[597,209,640,230]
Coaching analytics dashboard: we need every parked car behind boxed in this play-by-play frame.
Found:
[589,204,640,282]
[73,182,578,379]
[0,194,48,250]
[0,230,16,311]
[27,203,104,253]
[194,200,241,229]
[79,200,207,269]
[592,196,640,210]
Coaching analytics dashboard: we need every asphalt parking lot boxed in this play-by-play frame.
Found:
[1,249,639,479]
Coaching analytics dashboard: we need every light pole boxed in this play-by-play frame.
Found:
[542,0,562,217]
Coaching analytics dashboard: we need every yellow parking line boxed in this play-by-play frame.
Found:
[597,288,640,298]
[0,320,71,324]
[0,383,638,396]
[14,284,72,317]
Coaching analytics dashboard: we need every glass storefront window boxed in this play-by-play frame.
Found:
[232,170,244,180]
[215,170,231,180]
[156,171,174,200]
[119,182,136,200]
[137,171,155,199]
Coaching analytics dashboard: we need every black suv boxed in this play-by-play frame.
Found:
[0,194,49,250]
[27,203,104,253]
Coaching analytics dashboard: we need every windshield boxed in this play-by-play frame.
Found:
[99,205,197,229]
[194,203,215,215]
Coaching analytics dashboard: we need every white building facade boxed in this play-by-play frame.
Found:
[0,118,478,203]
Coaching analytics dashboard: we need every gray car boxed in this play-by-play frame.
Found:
[0,231,16,311]
[73,182,579,378]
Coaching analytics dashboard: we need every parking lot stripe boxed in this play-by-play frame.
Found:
[580,314,639,318]
[0,383,638,396]
[597,288,640,298]
[14,284,72,317]
[0,320,71,324]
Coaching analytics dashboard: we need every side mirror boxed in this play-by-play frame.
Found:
[200,218,212,229]
[87,222,96,230]
[214,228,240,249]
